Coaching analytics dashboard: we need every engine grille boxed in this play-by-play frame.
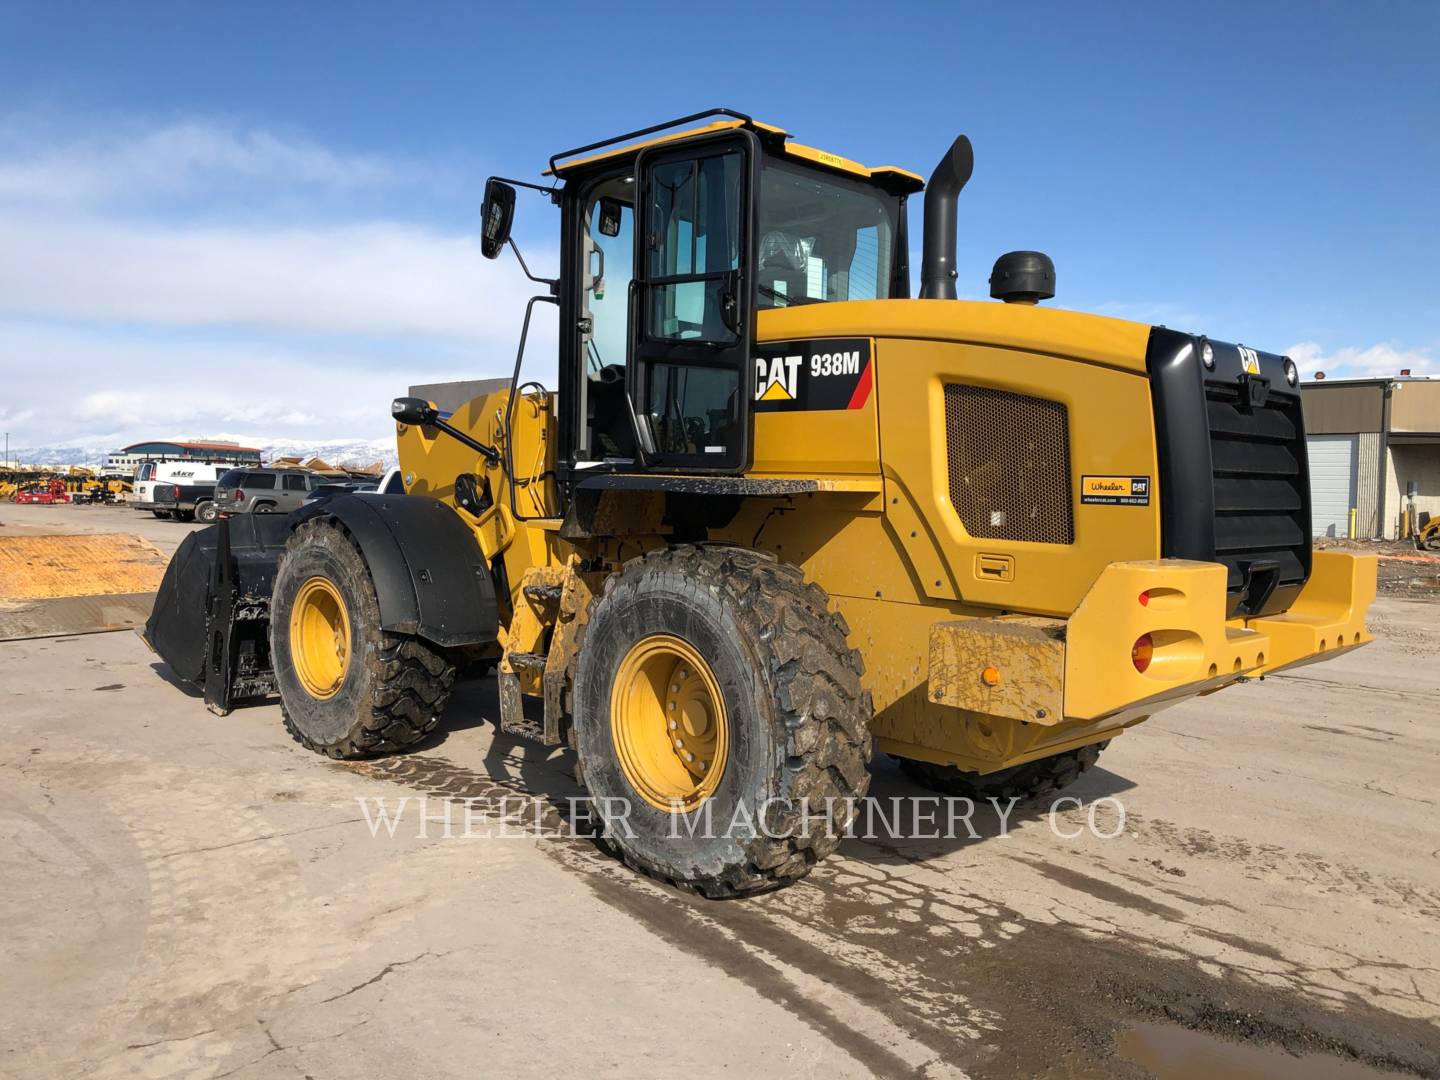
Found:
[943,384,1074,544]
[1205,382,1308,591]
[1147,328,1312,619]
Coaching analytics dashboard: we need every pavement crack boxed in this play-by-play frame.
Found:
[314,951,435,1006]
[123,1027,215,1050]
[156,817,368,860]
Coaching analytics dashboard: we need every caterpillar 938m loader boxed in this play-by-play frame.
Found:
[146,108,1377,897]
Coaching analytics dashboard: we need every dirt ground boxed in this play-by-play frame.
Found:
[3,502,1439,1078]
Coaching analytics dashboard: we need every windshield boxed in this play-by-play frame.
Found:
[756,161,899,309]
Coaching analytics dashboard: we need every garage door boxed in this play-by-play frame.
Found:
[1307,435,1358,538]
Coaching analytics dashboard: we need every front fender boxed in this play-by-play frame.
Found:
[292,493,498,647]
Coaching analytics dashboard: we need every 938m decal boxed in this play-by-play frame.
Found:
[753,338,873,412]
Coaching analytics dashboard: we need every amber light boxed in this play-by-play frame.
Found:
[1138,590,1150,606]
[1131,634,1154,673]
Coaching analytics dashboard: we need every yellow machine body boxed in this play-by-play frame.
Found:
[398,290,1376,774]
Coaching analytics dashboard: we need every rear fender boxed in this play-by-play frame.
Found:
[291,493,498,647]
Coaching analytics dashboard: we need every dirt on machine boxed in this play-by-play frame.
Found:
[143,108,1377,897]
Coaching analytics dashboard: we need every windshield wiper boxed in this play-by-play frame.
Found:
[757,284,826,307]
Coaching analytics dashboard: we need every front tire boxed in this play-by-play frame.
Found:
[572,545,873,898]
[270,518,456,758]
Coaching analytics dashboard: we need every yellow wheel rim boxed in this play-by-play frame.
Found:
[290,576,351,700]
[611,634,728,812]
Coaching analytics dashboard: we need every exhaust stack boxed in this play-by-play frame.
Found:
[919,135,974,300]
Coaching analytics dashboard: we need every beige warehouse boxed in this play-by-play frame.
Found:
[1302,375,1440,539]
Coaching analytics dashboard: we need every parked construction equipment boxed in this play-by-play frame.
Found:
[13,479,71,505]
[146,110,1377,896]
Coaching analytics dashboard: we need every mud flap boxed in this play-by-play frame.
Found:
[142,515,292,713]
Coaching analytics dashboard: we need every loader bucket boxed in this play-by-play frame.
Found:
[143,515,292,713]
[0,534,169,641]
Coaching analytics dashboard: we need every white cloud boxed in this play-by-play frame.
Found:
[0,213,549,341]
[1286,341,1435,380]
[0,117,423,205]
[0,320,544,451]
[0,113,561,455]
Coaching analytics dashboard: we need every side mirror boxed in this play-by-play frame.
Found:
[392,397,438,426]
[597,196,623,238]
[480,178,517,260]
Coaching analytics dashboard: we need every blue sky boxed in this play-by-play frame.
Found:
[1,0,1436,454]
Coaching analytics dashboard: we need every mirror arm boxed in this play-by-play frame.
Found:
[429,418,501,465]
[492,175,560,200]
[508,238,559,296]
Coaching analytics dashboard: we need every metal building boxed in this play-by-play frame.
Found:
[1301,376,1440,539]
[103,440,263,475]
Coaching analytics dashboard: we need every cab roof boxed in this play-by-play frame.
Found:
[545,109,925,194]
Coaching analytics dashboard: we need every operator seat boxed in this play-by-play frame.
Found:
[759,230,809,305]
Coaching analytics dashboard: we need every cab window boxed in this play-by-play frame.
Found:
[646,150,742,343]
[579,176,637,460]
[756,161,898,308]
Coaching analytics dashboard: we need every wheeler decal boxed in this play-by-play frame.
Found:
[1080,475,1151,506]
[753,338,873,412]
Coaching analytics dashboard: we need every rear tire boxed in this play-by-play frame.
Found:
[897,742,1107,803]
[571,545,873,898]
[196,501,219,523]
[254,503,276,514]
[270,518,455,758]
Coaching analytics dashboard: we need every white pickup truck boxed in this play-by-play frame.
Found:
[132,462,232,522]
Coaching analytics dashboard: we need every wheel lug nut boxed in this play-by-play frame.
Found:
[674,738,684,748]
[699,761,708,771]
[668,719,677,729]
[671,683,680,693]
[684,751,695,762]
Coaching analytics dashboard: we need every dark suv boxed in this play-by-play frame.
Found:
[215,469,334,515]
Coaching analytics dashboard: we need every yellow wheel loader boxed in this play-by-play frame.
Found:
[145,109,1377,897]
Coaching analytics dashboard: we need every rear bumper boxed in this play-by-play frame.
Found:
[924,551,1377,750]
[1063,551,1375,722]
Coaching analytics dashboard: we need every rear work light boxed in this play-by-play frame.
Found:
[1131,634,1154,674]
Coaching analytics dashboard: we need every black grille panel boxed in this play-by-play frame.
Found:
[1147,329,1312,618]
[1204,379,1309,602]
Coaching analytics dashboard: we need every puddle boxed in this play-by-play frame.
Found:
[1115,1022,1414,1079]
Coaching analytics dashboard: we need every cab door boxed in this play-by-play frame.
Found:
[630,131,756,472]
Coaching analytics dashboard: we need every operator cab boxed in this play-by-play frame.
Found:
[480,109,921,490]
